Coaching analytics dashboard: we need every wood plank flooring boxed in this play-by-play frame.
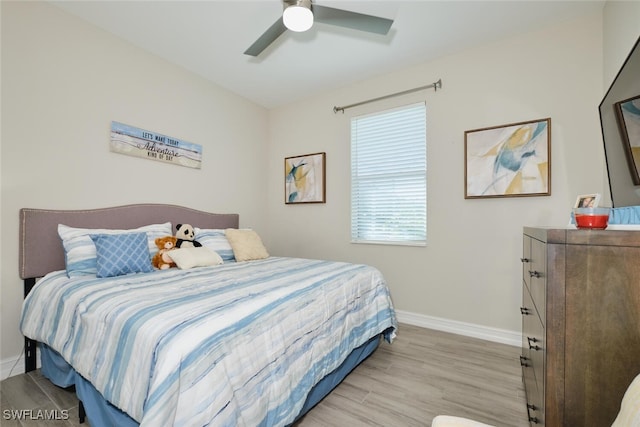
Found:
[0,324,528,426]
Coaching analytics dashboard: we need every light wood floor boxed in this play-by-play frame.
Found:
[1,324,528,426]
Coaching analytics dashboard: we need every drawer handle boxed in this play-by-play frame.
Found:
[529,270,541,278]
[527,337,542,351]
[526,403,540,424]
[520,307,532,315]
[520,257,530,263]
[519,355,530,367]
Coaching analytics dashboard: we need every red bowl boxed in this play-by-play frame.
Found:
[573,207,610,229]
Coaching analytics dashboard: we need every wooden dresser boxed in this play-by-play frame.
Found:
[521,227,640,426]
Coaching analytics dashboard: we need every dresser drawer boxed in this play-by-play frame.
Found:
[521,353,542,425]
[525,379,544,426]
[528,238,546,326]
[522,285,545,425]
[522,236,533,291]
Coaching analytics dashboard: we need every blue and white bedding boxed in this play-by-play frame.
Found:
[21,257,397,426]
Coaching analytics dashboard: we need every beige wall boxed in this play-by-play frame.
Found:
[2,0,639,375]
[603,0,640,86]
[266,13,605,337]
[1,2,269,365]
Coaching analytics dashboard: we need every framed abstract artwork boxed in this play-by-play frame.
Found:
[614,94,640,185]
[285,152,326,204]
[464,118,551,199]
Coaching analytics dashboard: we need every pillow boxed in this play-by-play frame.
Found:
[167,247,223,270]
[58,222,172,277]
[195,228,235,261]
[224,229,269,262]
[90,233,154,278]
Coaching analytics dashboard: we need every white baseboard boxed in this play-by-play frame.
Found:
[395,309,521,347]
[1,351,40,380]
[2,312,518,380]
[1,354,25,380]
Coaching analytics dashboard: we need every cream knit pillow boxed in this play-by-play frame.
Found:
[224,229,269,262]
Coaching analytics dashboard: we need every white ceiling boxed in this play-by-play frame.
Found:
[50,0,604,109]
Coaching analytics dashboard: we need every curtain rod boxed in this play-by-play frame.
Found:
[333,79,442,114]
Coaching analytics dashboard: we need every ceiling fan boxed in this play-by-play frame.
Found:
[244,0,394,57]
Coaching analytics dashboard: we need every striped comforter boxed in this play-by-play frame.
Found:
[20,257,397,426]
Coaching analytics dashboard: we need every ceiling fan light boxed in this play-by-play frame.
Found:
[283,4,313,32]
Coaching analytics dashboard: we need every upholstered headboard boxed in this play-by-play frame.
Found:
[19,204,239,279]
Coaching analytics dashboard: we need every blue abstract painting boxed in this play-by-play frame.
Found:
[285,152,326,204]
[465,118,550,198]
[615,95,640,184]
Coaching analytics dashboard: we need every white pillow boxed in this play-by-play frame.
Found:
[58,222,172,277]
[224,229,269,262]
[167,247,223,270]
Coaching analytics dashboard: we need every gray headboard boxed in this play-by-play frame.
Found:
[19,204,239,279]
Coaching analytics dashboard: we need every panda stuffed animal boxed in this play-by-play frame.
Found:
[175,223,202,248]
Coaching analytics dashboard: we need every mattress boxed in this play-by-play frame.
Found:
[21,256,397,426]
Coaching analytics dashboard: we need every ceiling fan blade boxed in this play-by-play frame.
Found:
[244,18,288,57]
[312,5,393,35]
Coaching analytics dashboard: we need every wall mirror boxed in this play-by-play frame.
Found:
[599,35,640,207]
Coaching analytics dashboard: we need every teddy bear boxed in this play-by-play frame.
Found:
[152,236,178,270]
[175,223,202,248]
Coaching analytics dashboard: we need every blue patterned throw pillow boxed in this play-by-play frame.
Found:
[58,222,172,277]
[90,232,154,278]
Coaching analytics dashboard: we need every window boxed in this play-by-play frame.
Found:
[350,102,426,245]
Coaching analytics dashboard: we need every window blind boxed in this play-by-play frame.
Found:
[351,102,427,244]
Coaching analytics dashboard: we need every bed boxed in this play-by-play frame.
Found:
[18,204,397,427]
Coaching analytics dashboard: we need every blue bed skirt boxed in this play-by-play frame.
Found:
[39,334,382,426]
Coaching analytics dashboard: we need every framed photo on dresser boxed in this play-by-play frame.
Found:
[574,193,601,208]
